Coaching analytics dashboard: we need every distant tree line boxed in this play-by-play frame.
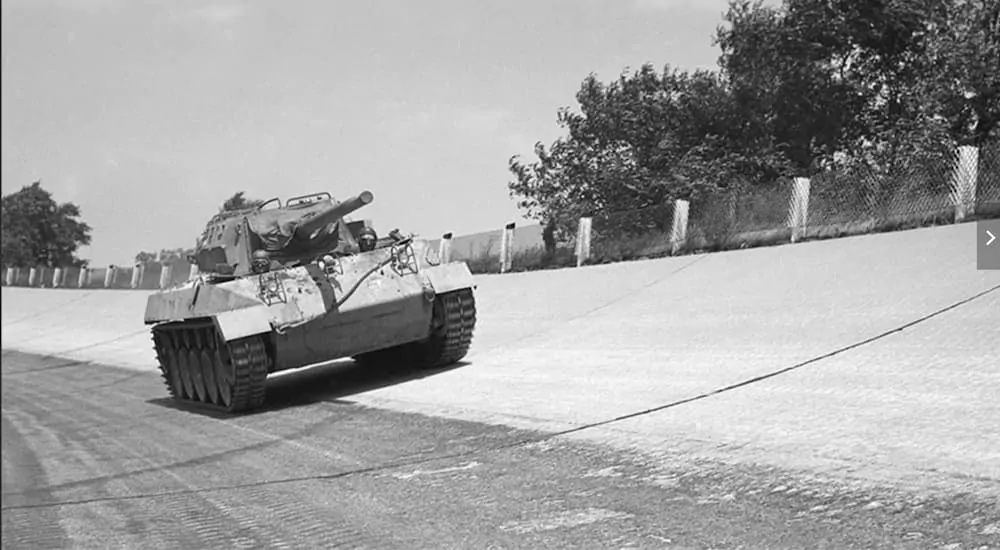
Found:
[509,0,1000,241]
[1,181,92,268]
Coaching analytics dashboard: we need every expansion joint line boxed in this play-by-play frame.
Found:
[550,282,1000,437]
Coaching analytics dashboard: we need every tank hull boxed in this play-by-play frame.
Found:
[269,263,436,372]
[144,238,477,413]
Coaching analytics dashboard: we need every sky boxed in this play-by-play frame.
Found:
[2,0,746,266]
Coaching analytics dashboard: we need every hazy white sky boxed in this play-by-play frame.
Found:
[2,0,742,266]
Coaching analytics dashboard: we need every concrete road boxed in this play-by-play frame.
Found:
[4,351,999,549]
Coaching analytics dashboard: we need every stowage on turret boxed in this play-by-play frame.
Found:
[143,190,477,413]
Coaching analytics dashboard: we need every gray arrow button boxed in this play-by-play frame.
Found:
[979,220,1000,270]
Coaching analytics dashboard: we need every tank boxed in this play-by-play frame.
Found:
[143,190,477,413]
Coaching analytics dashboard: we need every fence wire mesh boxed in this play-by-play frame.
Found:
[808,150,954,231]
[686,181,793,251]
[588,202,676,263]
[975,139,1000,215]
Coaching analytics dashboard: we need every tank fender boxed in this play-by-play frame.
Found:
[421,262,475,295]
[212,306,274,342]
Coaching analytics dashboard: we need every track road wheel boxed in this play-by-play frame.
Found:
[189,348,208,402]
[200,349,220,405]
[410,288,477,369]
[213,346,234,408]
[180,362,196,401]
[152,322,270,414]
[152,332,183,399]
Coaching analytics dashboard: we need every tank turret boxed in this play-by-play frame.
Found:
[193,191,375,277]
[255,190,373,251]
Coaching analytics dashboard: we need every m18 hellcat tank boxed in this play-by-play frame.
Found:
[143,190,477,413]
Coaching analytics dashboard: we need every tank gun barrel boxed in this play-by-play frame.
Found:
[292,190,374,240]
[328,190,374,220]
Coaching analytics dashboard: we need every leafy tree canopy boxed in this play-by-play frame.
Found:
[1,181,92,268]
[508,0,998,238]
[220,191,264,212]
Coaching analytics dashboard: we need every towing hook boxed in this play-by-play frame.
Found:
[420,278,436,302]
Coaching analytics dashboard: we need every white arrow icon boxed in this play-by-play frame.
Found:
[988,230,997,247]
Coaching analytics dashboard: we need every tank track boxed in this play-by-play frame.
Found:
[411,287,477,368]
[354,288,477,369]
[151,319,270,413]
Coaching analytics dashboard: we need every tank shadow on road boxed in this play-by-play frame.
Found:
[147,358,471,418]
[264,358,471,409]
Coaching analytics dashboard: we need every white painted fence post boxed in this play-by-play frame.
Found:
[131,264,143,289]
[78,268,89,288]
[499,222,516,273]
[576,217,593,267]
[159,263,173,289]
[104,266,115,288]
[53,268,63,288]
[788,177,811,243]
[951,145,979,222]
[28,267,39,287]
[498,228,508,273]
[670,199,690,255]
[439,232,453,263]
[5,268,14,286]
[507,223,517,270]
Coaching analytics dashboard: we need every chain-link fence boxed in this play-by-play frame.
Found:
[975,139,1000,216]
[586,202,676,264]
[809,151,950,233]
[685,181,793,252]
[489,137,999,271]
[4,140,998,284]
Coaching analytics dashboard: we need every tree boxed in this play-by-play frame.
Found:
[923,0,1000,145]
[508,0,996,240]
[713,0,948,175]
[220,191,264,212]
[1,181,92,268]
[508,63,787,239]
[715,0,994,165]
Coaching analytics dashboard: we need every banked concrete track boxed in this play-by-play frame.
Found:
[3,222,1000,548]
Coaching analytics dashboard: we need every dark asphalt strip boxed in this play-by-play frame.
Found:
[1,414,73,547]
